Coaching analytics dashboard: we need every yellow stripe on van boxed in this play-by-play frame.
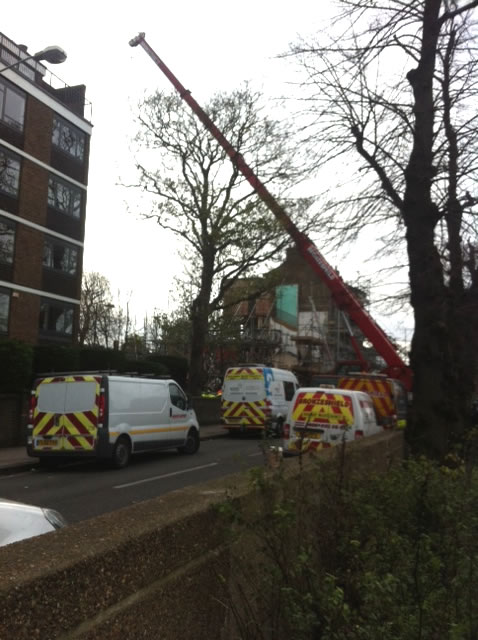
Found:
[109,426,189,438]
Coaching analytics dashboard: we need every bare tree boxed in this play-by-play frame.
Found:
[290,0,478,457]
[80,272,120,348]
[131,87,313,394]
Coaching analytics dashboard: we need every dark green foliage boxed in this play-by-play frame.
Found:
[0,340,187,393]
[123,358,168,377]
[219,457,478,639]
[0,339,33,391]
[146,354,188,386]
[33,344,81,376]
[79,346,125,372]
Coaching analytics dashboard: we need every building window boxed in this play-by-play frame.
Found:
[0,217,15,263]
[0,78,25,131]
[52,116,85,161]
[39,299,73,336]
[43,237,78,275]
[0,146,21,196]
[0,287,10,333]
[48,175,82,218]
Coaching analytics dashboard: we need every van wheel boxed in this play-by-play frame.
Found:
[112,437,131,469]
[178,429,200,455]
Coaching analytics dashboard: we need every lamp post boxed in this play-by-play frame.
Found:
[0,45,67,74]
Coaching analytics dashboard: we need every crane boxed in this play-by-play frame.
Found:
[129,33,412,392]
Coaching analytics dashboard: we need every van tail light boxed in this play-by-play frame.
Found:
[98,391,105,426]
[28,392,37,422]
[354,430,364,440]
[283,423,290,439]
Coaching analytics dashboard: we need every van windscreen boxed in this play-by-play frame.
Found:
[37,382,97,413]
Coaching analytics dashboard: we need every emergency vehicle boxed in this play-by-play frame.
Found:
[27,373,200,468]
[221,365,299,434]
[282,387,382,454]
[310,373,408,429]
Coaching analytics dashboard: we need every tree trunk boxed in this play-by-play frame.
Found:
[404,0,475,458]
[189,293,210,396]
[188,249,215,396]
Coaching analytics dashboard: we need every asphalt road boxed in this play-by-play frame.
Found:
[0,435,279,524]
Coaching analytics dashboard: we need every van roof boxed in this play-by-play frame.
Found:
[295,387,371,399]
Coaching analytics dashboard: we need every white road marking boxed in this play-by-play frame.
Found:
[113,462,219,489]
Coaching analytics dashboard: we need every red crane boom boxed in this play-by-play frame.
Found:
[129,33,412,391]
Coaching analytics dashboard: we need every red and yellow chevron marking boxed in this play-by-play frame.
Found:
[32,375,101,451]
[339,377,393,419]
[292,391,354,428]
[221,399,267,426]
[287,438,330,453]
[224,367,263,381]
[61,435,96,451]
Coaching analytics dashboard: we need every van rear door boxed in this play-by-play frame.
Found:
[291,389,355,449]
[221,367,268,428]
[32,376,101,454]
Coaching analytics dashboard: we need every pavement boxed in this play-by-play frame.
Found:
[0,423,228,475]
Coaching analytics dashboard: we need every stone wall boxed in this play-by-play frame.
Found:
[0,431,404,639]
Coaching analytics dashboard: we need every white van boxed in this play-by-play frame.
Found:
[282,387,382,454]
[27,373,200,468]
[221,364,299,435]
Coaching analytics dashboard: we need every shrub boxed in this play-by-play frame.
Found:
[218,455,478,639]
[0,339,33,391]
[123,359,168,377]
[146,354,188,385]
[79,346,125,372]
[33,344,80,376]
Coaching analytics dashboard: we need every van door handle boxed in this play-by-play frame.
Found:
[170,407,172,417]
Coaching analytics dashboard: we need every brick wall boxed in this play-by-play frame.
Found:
[8,292,40,343]
[24,95,53,163]
[0,431,403,639]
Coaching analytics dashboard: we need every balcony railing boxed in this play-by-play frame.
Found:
[0,32,92,122]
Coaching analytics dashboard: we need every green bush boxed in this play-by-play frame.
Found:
[123,359,168,377]
[218,456,478,639]
[79,346,126,372]
[146,354,188,386]
[33,344,81,376]
[0,339,33,391]
[0,340,183,390]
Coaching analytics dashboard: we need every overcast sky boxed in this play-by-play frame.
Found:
[2,0,413,344]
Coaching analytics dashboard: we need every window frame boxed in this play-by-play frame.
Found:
[0,286,10,334]
[0,78,26,131]
[169,383,187,410]
[43,236,79,276]
[48,174,83,219]
[0,216,15,264]
[0,145,21,197]
[52,115,85,162]
[39,298,74,337]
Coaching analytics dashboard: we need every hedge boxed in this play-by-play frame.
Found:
[0,339,187,392]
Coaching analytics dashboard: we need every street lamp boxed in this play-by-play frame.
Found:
[0,45,67,74]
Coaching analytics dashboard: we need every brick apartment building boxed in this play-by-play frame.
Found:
[0,32,92,344]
